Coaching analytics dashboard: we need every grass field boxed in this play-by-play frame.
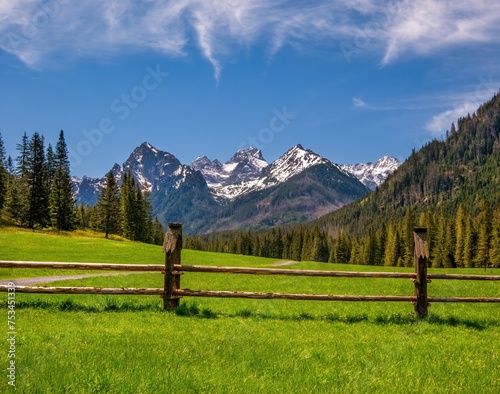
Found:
[1,227,499,393]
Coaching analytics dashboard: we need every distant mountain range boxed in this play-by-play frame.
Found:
[73,143,400,234]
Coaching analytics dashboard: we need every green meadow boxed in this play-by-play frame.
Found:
[1,228,499,393]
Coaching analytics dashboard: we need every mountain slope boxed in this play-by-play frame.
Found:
[315,92,500,235]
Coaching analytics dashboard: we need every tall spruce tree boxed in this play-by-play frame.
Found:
[7,132,30,224]
[474,200,491,269]
[50,131,75,231]
[26,132,49,229]
[402,207,415,267]
[463,215,476,268]
[95,171,120,238]
[46,144,56,192]
[489,207,500,268]
[454,204,466,267]
[384,222,399,267]
[152,217,164,246]
[120,170,137,240]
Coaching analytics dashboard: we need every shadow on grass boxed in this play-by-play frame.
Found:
[228,308,493,330]
[3,300,496,329]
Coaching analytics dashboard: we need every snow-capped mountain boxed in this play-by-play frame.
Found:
[190,144,363,200]
[73,142,396,234]
[340,156,401,190]
[73,142,216,233]
[191,147,268,188]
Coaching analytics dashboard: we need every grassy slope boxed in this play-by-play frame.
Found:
[1,228,499,393]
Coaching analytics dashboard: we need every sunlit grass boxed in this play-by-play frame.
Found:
[1,227,499,393]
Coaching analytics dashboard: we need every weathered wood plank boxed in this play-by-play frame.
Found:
[0,261,164,271]
[0,285,163,295]
[174,289,416,302]
[428,273,500,281]
[173,265,417,279]
[428,297,500,303]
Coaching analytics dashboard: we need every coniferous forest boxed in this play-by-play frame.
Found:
[0,131,163,245]
[185,93,500,268]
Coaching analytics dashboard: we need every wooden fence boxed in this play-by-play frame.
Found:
[0,224,499,318]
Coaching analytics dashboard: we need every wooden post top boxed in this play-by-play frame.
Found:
[163,223,183,254]
[413,228,429,260]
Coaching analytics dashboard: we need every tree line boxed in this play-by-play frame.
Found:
[0,131,163,244]
[185,203,500,268]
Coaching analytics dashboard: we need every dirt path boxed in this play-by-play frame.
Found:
[271,261,298,267]
[0,272,147,287]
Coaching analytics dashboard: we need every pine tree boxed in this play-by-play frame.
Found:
[312,228,329,262]
[463,215,476,268]
[432,208,449,268]
[402,207,415,267]
[474,200,491,269]
[375,224,387,266]
[362,226,377,265]
[133,185,148,242]
[269,228,284,259]
[46,144,56,191]
[26,133,49,229]
[489,207,500,268]
[289,229,303,261]
[152,218,164,246]
[6,133,30,224]
[454,204,466,267]
[95,171,121,238]
[120,170,136,240]
[50,131,75,231]
[336,230,351,264]
[384,222,399,267]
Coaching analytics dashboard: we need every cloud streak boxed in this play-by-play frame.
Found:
[1,0,500,78]
[426,75,499,136]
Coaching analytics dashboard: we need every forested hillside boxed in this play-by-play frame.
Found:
[187,93,500,268]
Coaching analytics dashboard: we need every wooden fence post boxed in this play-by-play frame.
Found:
[163,223,182,310]
[413,227,429,318]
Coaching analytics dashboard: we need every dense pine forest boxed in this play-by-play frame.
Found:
[186,93,500,268]
[0,131,163,245]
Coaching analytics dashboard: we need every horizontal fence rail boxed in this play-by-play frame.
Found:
[174,289,417,302]
[0,225,499,318]
[173,264,417,279]
[0,285,163,295]
[0,261,164,272]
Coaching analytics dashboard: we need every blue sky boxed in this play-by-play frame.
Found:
[1,0,499,178]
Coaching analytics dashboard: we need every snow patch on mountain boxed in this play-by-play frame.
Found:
[191,147,268,199]
[341,156,400,190]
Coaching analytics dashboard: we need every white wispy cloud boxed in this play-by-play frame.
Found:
[425,76,499,136]
[1,0,499,78]
[381,0,500,65]
[352,97,367,108]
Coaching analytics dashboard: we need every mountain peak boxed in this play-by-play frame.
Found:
[228,146,266,164]
[340,156,401,190]
[137,141,159,153]
[190,147,268,191]
[263,144,329,185]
